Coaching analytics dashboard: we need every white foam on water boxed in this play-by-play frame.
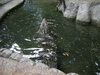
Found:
[95,62,99,66]
[23,48,44,51]
[24,38,31,41]
[10,43,21,53]
[23,54,40,58]
[96,72,100,75]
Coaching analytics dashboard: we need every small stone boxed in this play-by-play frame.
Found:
[9,53,22,61]
[20,57,35,66]
[0,49,13,58]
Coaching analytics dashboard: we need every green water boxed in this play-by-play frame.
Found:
[0,0,100,75]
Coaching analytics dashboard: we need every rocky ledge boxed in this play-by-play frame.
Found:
[0,57,65,75]
[58,0,100,26]
[0,0,24,22]
[0,48,78,75]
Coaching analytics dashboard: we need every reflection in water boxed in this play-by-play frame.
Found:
[0,0,100,75]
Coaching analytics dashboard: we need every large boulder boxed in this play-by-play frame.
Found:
[91,4,100,26]
[63,0,79,19]
[0,57,67,75]
[76,1,91,23]
[58,0,100,25]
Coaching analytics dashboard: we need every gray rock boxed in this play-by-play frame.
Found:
[76,1,91,23]
[58,2,65,13]
[49,68,66,75]
[20,57,35,66]
[63,0,79,18]
[0,48,6,52]
[91,4,100,26]
[34,63,49,69]
[0,0,24,21]
[0,0,12,5]
[0,49,13,58]
[9,53,22,61]
[58,0,100,25]
[0,57,67,75]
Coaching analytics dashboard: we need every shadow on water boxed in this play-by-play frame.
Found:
[0,0,100,75]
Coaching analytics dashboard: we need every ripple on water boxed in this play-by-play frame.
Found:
[0,0,100,75]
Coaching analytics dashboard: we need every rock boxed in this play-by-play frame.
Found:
[0,0,12,5]
[63,0,79,19]
[0,48,6,52]
[0,57,67,75]
[66,73,78,75]
[91,4,100,26]
[49,68,66,75]
[58,0,100,25]
[20,57,35,66]
[0,49,13,58]
[58,2,65,13]
[76,1,91,23]
[9,53,23,61]
[58,0,66,13]
[0,0,24,21]
[34,63,49,69]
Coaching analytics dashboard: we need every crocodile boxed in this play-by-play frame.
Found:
[33,18,57,68]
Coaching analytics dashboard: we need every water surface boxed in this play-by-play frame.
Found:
[0,0,100,75]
